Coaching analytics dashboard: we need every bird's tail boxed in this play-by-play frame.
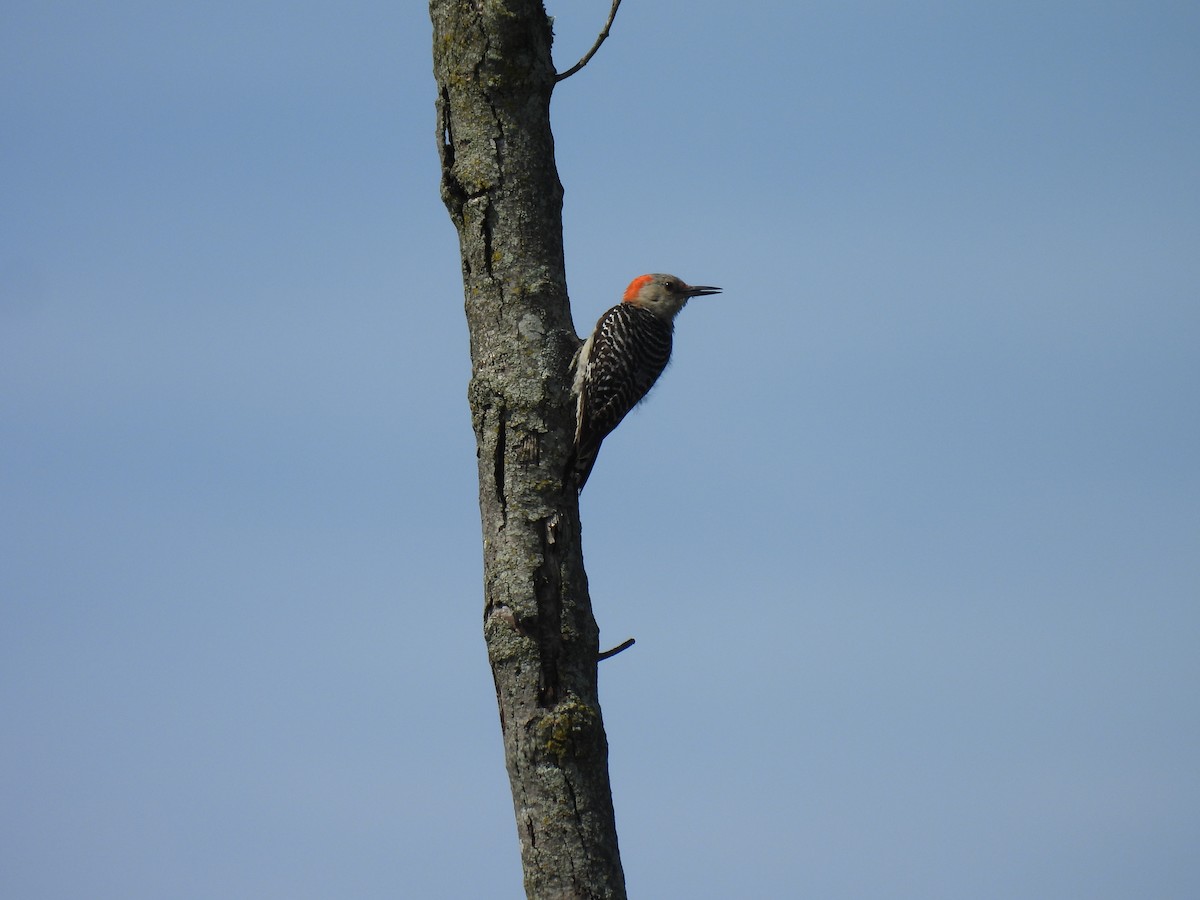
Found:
[565,442,599,493]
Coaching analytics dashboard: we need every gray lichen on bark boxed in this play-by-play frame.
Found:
[430,1,627,897]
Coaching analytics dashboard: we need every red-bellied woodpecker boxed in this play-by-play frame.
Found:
[570,273,722,490]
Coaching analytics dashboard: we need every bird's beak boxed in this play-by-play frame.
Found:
[683,284,722,297]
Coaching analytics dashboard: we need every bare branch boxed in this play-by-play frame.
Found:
[598,637,636,661]
[555,0,623,83]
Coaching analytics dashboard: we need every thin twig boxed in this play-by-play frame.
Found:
[555,0,624,82]
[598,637,636,661]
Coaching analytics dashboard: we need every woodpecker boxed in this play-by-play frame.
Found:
[570,273,722,490]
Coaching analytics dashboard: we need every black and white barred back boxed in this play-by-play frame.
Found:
[571,303,674,490]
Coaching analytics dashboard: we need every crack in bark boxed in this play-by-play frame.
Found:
[478,110,504,280]
[561,775,588,893]
[481,198,495,278]
[494,404,508,526]
[526,815,537,851]
[533,515,564,707]
[436,86,466,227]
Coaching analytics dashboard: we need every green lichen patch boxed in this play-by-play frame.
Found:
[534,694,599,765]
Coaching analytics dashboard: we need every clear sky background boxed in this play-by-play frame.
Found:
[3,2,1198,898]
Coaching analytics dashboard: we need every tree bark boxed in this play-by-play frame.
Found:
[430,2,626,897]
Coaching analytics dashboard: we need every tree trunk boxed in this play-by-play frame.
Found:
[429,2,626,897]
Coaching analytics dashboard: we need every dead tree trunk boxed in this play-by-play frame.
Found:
[430,2,626,897]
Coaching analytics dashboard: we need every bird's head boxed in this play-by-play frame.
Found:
[622,274,721,320]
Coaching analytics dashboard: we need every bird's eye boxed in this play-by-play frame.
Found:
[662,281,676,292]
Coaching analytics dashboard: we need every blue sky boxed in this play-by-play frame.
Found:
[3,2,1198,898]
